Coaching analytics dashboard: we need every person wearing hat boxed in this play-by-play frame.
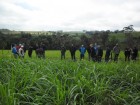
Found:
[18,45,25,58]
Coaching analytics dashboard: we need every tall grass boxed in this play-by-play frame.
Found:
[0,50,140,105]
[0,54,140,105]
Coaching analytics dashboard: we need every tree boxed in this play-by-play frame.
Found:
[123,25,134,47]
[123,25,134,33]
[108,36,119,48]
[100,31,109,48]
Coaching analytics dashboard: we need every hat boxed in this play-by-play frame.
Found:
[21,46,24,47]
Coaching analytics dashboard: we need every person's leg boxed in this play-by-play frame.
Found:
[116,54,119,61]
[73,53,76,61]
[88,53,90,61]
[80,54,82,60]
[125,55,127,61]
[71,53,73,60]
[64,53,65,59]
[83,54,85,59]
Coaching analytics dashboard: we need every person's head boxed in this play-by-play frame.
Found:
[21,46,24,48]
[90,44,93,47]
[81,45,84,47]
[116,43,118,46]
[106,45,109,48]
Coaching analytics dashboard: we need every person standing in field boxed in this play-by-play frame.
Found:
[113,43,120,62]
[18,45,25,58]
[131,46,138,60]
[91,44,96,61]
[79,45,86,60]
[61,45,66,60]
[97,45,103,62]
[40,43,46,58]
[16,44,21,52]
[28,45,33,58]
[124,47,131,61]
[94,43,98,61]
[12,44,18,58]
[69,44,77,61]
[87,44,92,61]
[105,46,111,62]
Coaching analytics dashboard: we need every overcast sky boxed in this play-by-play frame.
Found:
[0,0,140,31]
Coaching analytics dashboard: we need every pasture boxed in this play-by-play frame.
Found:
[0,50,140,105]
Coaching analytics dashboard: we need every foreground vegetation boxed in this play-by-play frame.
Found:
[0,51,140,105]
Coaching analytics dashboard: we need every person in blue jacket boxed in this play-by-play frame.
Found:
[12,44,18,58]
[79,45,86,60]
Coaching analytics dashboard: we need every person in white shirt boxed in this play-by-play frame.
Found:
[18,46,25,58]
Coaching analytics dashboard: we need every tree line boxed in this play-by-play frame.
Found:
[0,28,140,50]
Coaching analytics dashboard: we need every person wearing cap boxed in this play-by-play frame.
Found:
[18,45,25,58]
[113,43,120,62]
[79,45,86,60]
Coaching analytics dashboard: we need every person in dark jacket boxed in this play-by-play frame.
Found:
[91,45,96,61]
[124,47,131,61]
[97,45,103,62]
[61,45,66,60]
[132,46,138,60]
[28,45,33,58]
[87,44,92,61]
[69,44,77,61]
[105,46,111,62]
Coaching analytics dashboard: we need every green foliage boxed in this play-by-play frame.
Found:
[0,50,140,105]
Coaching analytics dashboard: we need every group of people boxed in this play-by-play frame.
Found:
[11,43,34,58]
[11,43,45,59]
[61,43,138,62]
[61,43,103,62]
[11,44,26,58]
[11,43,138,62]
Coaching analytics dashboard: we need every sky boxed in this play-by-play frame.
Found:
[0,0,140,31]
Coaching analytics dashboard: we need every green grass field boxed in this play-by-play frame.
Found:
[1,50,139,61]
[0,50,140,105]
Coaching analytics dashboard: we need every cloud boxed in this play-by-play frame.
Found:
[0,0,140,31]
